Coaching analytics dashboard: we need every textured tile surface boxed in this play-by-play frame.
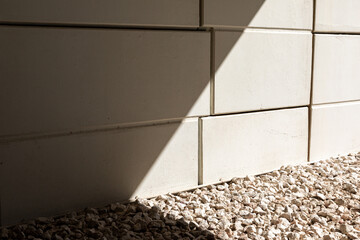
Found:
[315,0,360,33]
[214,30,312,114]
[0,119,198,225]
[310,102,360,162]
[202,108,308,184]
[0,27,210,136]
[0,0,199,27]
[203,0,312,30]
[313,34,360,104]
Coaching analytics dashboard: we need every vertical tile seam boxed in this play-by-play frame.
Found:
[0,194,2,227]
[0,163,2,226]
[199,0,204,27]
[307,0,317,162]
[210,29,215,115]
[198,118,203,185]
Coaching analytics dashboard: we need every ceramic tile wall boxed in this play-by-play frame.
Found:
[202,108,308,184]
[0,27,210,137]
[312,34,360,104]
[315,0,360,33]
[0,119,199,225]
[1,0,359,226]
[203,0,312,30]
[214,29,311,114]
[0,0,199,28]
[310,102,360,162]
[309,0,360,162]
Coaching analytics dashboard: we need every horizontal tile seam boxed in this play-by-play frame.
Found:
[312,99,360,107]
[0,22,312,33]
[209,105,309,118]
[0,22,203,31]
[205,26,312,32]
[0,117,204,144]
[314,31,360,36]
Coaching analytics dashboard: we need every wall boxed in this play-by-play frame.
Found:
[0,0,359,226]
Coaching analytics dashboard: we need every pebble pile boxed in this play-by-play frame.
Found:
[1,153,360,240]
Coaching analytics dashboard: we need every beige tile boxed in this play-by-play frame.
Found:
[214,30,312,114]
[203,0,312,30]
[0,119,198,225]
[202,108,308,184]
[0,0,199,27]
[313,34,360,104]
[315,0,360,33]
[0,27,210,137]
[310,102,360,162]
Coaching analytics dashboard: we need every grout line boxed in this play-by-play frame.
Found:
[0,198,2,227]
[199,0,204,27]
[208,105,309,118]
[0,117,198,144]
[307,35,315,162]
[198,118,204,185]
[0,22,318,34]
[209,26,312,32]
[0,22,203,32]
[314,31,360,36]
[312,99,360,106]
[312,0,316,33]
[307,0,317,162]
[210,29,215,115]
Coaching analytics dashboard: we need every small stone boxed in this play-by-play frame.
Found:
[54,235,63,240]
[340,224,353,235]
[239,210,250,216]
[234,221,243,231]
[0,228,9,238]
[280,213,292,221]
[316,193,327,201]
[244,225,256,233]
[341,214,351,220]
[245,175,255,182]
[318,210,329,217]
[335,198,346,206]
[148,220,165,228]
[254,207,266,215]
[243,196,251,205]
[311,215,322,224]
[323,234,334,240]
[218,230,229,239]
[347,232,359,239]
[343,183,357,194]
[287,232,300,240]
[277,218,290,230]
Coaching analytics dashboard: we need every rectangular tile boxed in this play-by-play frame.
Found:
[214,30,312,114]
[0,0,199,27]
[310,102,360,162]
[0,119,198,225]
[202,108,308,184]
[203,0,313,30]
[0,27,210,137]
[315,0,360,33]
[313,34,360,104]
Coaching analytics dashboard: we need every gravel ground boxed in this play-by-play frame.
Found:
[1,153,360,240]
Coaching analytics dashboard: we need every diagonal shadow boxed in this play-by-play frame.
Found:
[0,0,265,228]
